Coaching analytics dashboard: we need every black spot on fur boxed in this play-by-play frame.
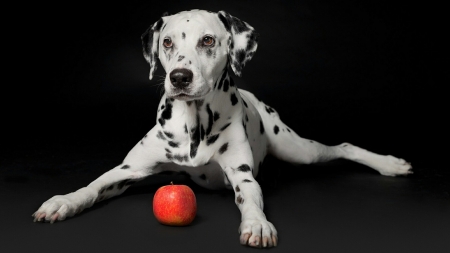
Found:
[158,101,172,127]
[164,131,174,139]
[218,13,231,32]
[242,99,248,108]
[274,125,279,134]
[230,93,238,105]
[186,101,192,106]
[236,195,244,205]
[168,141,179,148]
[214,112,220,121]
[121,165,130,170]
[161,104,165,110]
[287,128,291,133]
[190,117,201,158]
[242,179,252,183]
[200,124,205,141]
[182,32,186,39]
[235,185,240,192]
[219,143,228,154]
[158,118,165,126]
[157,131,166,140]
[220,122,231,131]
[173,154,187,162]
[206,48,213,57]
[265,106,275,114]
[238,164,251,172]
[235,49,246,64]
[165,148,171,153]
[184,124,188,133]
[246,31,258,51]
[245,114,249,122]
[232,60,242,74]
[206,104,214,135]
[166,153,173,160]
[154,18,164,31]
[242,119,248,139]
[107,185,114,191]
[199,174,207,180]
[260,120,265,134]
[223,79,230,92]
[161,101,173,120]
[177,55,185,62]
[117,180,132,190]
[207,134,220,145]
[195,100,204,110]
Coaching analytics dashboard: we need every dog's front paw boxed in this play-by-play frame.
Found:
[33,194,80,223]
[32,188,96,223]
[239,219,278,248]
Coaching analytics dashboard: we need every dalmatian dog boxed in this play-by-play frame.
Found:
[33,9,412,248]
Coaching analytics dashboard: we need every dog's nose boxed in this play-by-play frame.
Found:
[170,68,193,89]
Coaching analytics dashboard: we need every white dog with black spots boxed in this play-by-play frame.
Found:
[33,10,412,248]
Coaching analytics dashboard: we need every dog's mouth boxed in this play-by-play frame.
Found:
[168,92,204,101]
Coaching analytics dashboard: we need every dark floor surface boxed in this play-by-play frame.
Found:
[1,137,449,253]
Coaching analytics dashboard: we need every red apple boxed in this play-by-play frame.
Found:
[153,182,197,226]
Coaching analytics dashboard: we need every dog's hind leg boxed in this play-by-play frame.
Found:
[245,94,412,176]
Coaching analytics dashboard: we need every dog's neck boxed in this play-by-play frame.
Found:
[160,68,242,143]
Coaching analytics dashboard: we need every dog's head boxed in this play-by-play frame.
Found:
[142,10,258,101]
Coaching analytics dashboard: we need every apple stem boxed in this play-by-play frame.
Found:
[170,181,173,185]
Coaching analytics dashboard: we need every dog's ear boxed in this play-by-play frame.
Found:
[217,11,259,77]
[141,12,169,80]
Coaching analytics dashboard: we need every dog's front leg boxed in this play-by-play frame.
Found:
[216,145,278,248]
[33,126,168,223]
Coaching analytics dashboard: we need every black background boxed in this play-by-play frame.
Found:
[2,1,447,252]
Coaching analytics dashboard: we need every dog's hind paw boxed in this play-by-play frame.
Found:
[375,155,413,177]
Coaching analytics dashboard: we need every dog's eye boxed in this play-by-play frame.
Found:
[202,36,215,46]
[163,38,173,48]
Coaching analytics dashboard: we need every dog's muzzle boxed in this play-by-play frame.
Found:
[170,68,193,89]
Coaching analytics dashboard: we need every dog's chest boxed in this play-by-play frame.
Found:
[156,96,241,167]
